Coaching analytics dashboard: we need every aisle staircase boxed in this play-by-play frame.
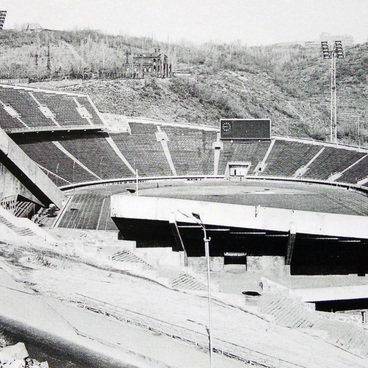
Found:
[258,292,316,328]
[110,249,153,269]
[0,206,55,241]
[171,272,207,291]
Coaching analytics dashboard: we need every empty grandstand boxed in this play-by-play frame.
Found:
[2,81,368,368]
[0,84,105,133]
[2,83,368,277]
[1,83,366,191]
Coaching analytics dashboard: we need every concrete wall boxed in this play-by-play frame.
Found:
[290,284,368,303]
[111,195,368,240]
[0,163,39,204]
[0,128,64,209]
[135,247,184,267]
[188,257,224,272]
[247,256,285,275]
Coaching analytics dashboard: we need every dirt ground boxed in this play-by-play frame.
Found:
[1,224,368,367]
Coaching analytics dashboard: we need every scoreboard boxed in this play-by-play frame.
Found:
[220,119,271,140]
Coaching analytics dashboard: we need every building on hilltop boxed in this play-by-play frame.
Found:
[21,23,43,32]
[123,48,172,79]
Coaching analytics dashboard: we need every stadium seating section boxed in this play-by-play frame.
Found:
[301,147,366,181]
[219,140,271,175]
[0,88,52,128]
[11,123,368,189]
[163,126,217,176]
[1,84,368,190]
[338,155,368,184]
[111,124,172,177]
[18,139,97,185]
[75,96,103,124]
[57,193,115,229]
[261,140,321,177]
[0,103,25,130]
[57,132,133,179]
[34,92,86,126]
[0,85,104,131]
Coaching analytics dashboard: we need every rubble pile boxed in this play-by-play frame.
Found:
[0,342,48,368]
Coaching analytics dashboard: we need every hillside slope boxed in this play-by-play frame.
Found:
[28,67,335,140]
[1,29,367,144]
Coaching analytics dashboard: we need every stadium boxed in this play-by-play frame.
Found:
[3,83,368,274]
[1,80,368,367]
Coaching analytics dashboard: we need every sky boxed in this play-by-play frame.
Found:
[2,0,368,46]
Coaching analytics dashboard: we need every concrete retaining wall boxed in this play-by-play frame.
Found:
[0,128,64,209]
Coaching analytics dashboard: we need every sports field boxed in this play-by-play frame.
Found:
[56,178,368,230]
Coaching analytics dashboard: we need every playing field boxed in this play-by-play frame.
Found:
[56,179,368,230]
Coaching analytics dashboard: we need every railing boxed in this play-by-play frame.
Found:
[73,293,306,368]
[58,174,368,197]
[127,117,219,132]
[59,175,225,191]
[6,125,105,134]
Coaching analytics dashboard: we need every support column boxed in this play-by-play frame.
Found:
[286,232,296,266]
[286,222,297,266]
[169,213,188,266]
[212,133,223,176]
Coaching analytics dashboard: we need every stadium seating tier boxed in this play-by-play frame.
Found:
[2,84,368,189]
[111,125,172,177]
[163,126,217,176]
[218,140,271,175]
[57,132,133,179]
[302,146,366,181]
[0,85,105,131]
[262,140,321,177]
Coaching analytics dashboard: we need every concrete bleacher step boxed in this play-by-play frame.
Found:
[171,272,207,291]
[258,292,316,329]
[110,249,153,269]
[0,206,55,242]
[0,214,36,237]
[314,318,368,357]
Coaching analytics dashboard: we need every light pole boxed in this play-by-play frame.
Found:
[100,156,104,179]
[56,162,59,186]
[135,169,139,196]
[179,210,213,367]
[72,160,76,184]
[321,40,345,144]
[357,116,361,149]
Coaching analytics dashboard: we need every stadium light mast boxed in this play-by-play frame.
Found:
[0,10,7,30]
[321,40,345,144]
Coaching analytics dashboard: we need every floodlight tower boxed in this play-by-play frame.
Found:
[0,11,7,30]
[321,40,345,144]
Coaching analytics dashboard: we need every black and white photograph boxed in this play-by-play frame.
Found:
[0,0,368,367]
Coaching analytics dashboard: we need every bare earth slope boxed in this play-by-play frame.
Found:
[1,225,368,368]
